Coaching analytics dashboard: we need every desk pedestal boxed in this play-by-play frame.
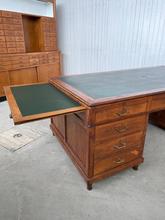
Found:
[150,111,165,129]
[50,106,148,190]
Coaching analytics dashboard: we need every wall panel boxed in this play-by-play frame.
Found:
[56,0,165,75]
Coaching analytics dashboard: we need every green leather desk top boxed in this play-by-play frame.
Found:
[11,83,81,117]
[60,66,165,101]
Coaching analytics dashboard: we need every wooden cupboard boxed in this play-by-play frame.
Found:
[0,3,61,98]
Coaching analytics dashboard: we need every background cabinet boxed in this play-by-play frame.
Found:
[0,3,61,97]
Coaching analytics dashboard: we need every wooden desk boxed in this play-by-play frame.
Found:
[5,66,165,190]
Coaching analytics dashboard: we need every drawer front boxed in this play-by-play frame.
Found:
[0,48,7,53]
[1,11,13,17]
[29,58,39,66]
[6,42,16,48]
[11,64,27,69]
[150,94,165,111]
[0,30,4,35]
[13,19,22,25]
[14,31,24,37]
[16,48,25,53]
[7,48,17,53]
[95,115,146,142]
[94,147,142,175]
[95,98,147,124]
[0,42,6,47]
[95,131,144,160]
[15,36,24,42]
[5,36,16,42]
[0,36,5,42]
[16,42,25,48]
[10,55,29,62]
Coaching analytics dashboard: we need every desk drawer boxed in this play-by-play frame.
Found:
[95,98,147,124]
[150,94,165,111]
[95,115,146,142]
[94,147,141,175]
[95,131,143,160]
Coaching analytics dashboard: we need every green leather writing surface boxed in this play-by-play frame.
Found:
[60,66,165,99]
[11,83,80,116]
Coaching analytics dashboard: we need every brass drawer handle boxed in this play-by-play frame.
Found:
[116,108,128,117]
[114,126,128,133]
[114,142,126,150]
[114,159,125,164]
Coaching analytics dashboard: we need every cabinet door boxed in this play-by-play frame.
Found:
[9,67,38,85]
[0,71,10,97]
[51,115,65,139]
[37,63,60,82]
[4,83,86,125]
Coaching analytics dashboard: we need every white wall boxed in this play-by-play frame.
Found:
[0,0,164,75]
[0,0,53,17]
[56,0,165,75]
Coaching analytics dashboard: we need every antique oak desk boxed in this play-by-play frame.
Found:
[5,66,165,190]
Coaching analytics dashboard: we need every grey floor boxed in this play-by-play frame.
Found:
[0,101,165,220]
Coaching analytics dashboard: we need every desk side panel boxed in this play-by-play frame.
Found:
[50,112,92,178]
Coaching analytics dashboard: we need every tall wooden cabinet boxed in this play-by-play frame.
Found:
[0,4,61,97]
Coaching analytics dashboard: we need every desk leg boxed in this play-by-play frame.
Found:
[132,165,139,171]
[87,182,93,190]
[150,111,165,129]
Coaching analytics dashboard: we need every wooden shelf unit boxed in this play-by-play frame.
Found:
[0,3,61,97]
[22,15,42,53]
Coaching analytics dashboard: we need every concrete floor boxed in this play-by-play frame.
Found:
[0,101,165,220]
